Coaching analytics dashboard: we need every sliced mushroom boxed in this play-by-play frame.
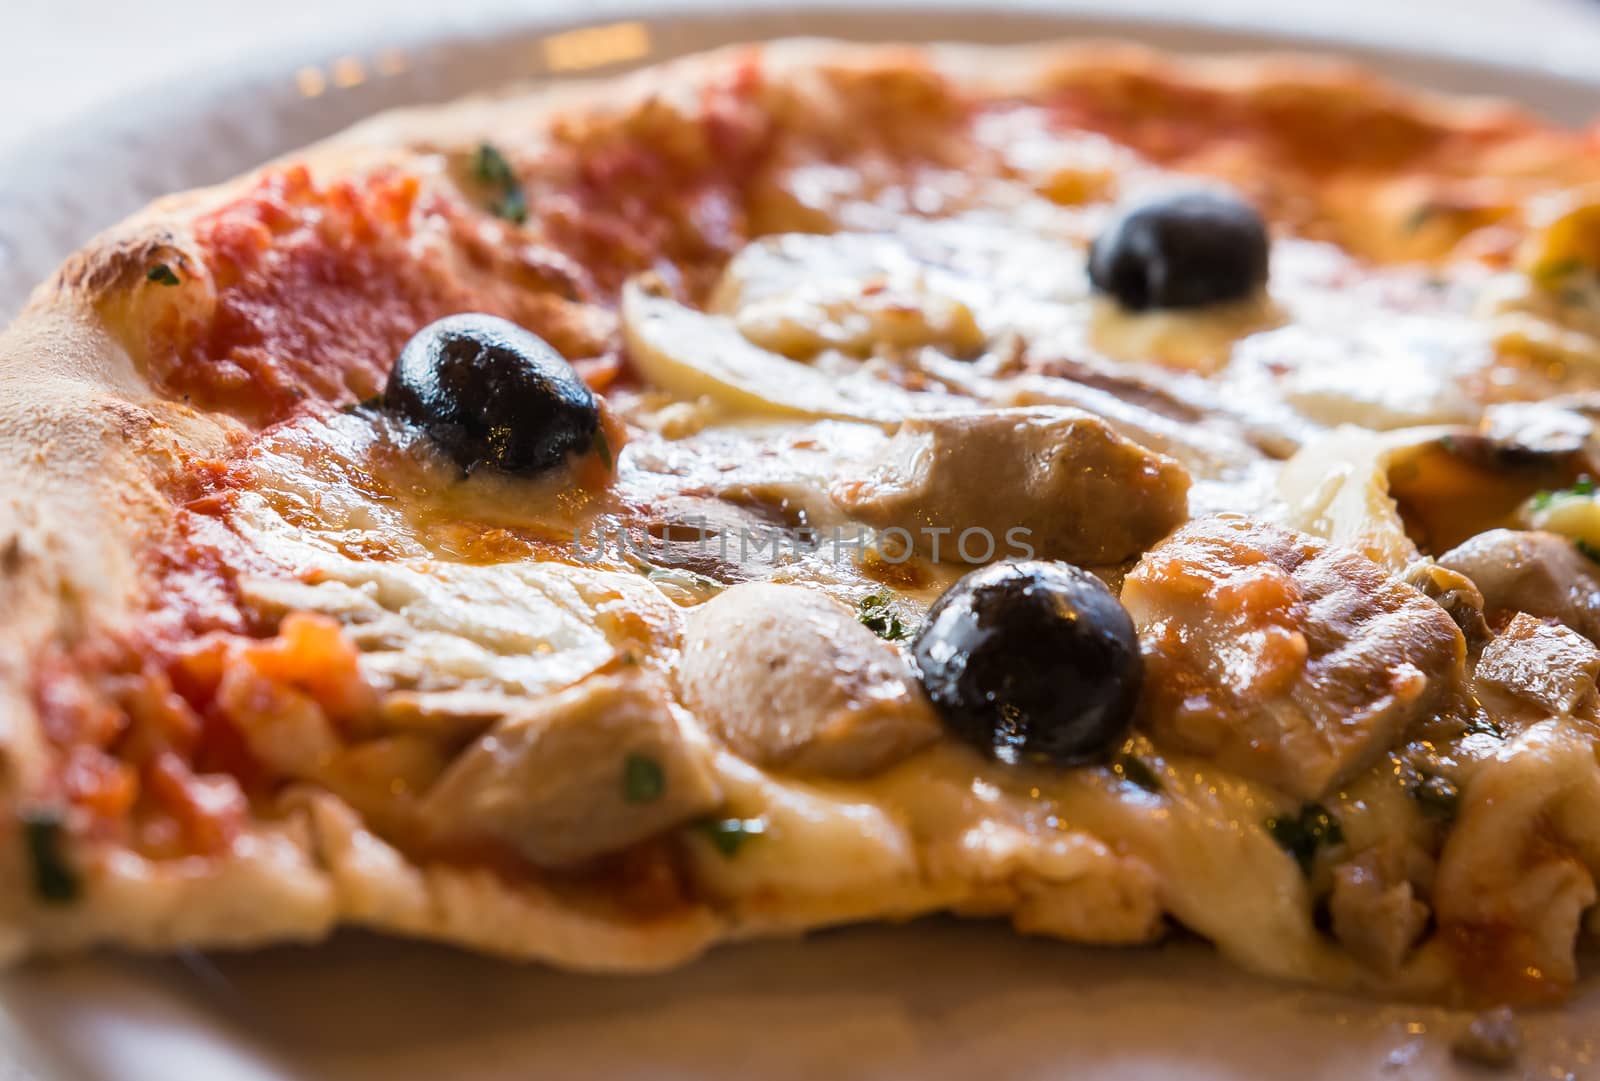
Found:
[1402,562,1492,652]
[828,408,1190,565]
[1327,846,1431,976]
[676,582,940,777]
[1437,528,1600,642]
[1475,612,1600,716]
[418,670,720,868]
[1122,516,1466,799]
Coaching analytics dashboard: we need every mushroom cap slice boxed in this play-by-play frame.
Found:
[419,670,721,868]
[830,407,1190,564]
[677,582,940,778]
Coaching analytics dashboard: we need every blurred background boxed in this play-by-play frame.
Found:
[8,0,1600,158]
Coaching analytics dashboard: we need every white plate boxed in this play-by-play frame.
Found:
[4,5,1600,1079]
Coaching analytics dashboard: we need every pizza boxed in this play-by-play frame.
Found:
[5,38,1600,1009]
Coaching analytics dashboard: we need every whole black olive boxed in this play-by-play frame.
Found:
[386,313,600,475]
[911,561,1142,767]
[1088,190,1270,311]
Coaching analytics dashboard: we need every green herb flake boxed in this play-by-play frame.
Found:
[857,591,912,642]
[1413,774,1461,819]
[340,393,385,415]
[1537,477,1598,510]
[698,817,766,857]
[471,142,528,224]
[591,427,613,470]
[1533,258,1584,287]
[472,142,517,187]
[1112,754,1163,794]
[622,753,665,804]
[146,263,181,287]
[22,809,81,904]
[493,189,528,225]
[1577,538,1600,565]
[1461,710,1505,739]
[1402,204,1437,233]
[1264,802,1345,875]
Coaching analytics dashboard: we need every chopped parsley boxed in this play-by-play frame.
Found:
[1393,750,1462,819]
[494,188,528,224]
[1461,709,1505,739]
[1111,754,1162,794]
[146,263,181,287]
[471,142,528,224]
[622,753,665,803]
[1402,203,1438,233]
[1533,258,1584,287]
[472,141,517,187]
[1265,802,1344,874]
[857,591,912,641]
[340,393,385,414]
[1412,774,1461,819]
[1578,538,1600,565]
[22,809,80,904]
[1532,477,1595,510]
[591,428,612,470]
[697,817,766,857]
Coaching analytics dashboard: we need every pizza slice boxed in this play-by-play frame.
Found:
[5,40,1600,1007]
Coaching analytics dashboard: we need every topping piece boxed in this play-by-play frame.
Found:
[856,591,914,641]
[829,408,1190,565]
[911,561,1142,766]
[1437,529,1600,643]
[1326,844,1430,974]
[1264,802,1345,875]
[386,313,600,475]
[1474,612,1600,716]
[621,277,916,423]
[677,583,940,778]
[1122,517,1465,799]
[1088,190,1269,311]
[471,142,528,224]
[419,670,720,868]
[696,817,767,857]
[146,263,181,287]
[1402,562,1491,651]
[1452,1007,1523,1069]
[21,809,80,905]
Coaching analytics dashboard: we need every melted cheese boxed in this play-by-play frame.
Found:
[229,428,683,714]
[1088,292,1284,374]
[202,101,1600,997]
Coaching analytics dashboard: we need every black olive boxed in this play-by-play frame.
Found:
[386,313,599,475]
[1088,190,1269,311]
[911,561,1142,767]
